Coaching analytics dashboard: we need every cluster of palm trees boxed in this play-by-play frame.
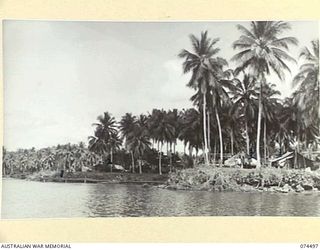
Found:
[178,21,319,168]
[3,21,319,176]
[2,143,100,175]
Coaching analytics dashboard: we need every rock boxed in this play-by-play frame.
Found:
[240,184,255,192]
[302,182,313,190]
[312,187,318,192]
[296,184,305,192]
[142,183,150,188]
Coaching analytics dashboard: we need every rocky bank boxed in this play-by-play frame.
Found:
[162,166,320,193]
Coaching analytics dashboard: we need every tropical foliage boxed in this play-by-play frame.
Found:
[3,21,319,176]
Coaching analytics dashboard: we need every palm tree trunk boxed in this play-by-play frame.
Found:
[230,130,234,156]
[256,81,263,169]
[207,111,211,157]
[202,94,209,165]
[215,107,223,167]
[159,142,163,175]
[264,119,267,165]
[131,151,135,173]
[213,139,217,165]
[110,149,113,172]
[139,158,142,174]
[245,119,250,155]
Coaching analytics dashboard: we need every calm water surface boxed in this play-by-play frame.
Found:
[2,178,320,218]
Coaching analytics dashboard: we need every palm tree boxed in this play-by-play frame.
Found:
[179,108,203,158]
[148,109,175,174]
[231,74,257,155]
[89,112,120,171]
[259,82,281,163]
[179,31,223,165]
[107,132,122,171]
[232,21,298,168]
[119,113,137,172]
[210,69,236,166]
[293,39,319,135]
[126,119,151,174]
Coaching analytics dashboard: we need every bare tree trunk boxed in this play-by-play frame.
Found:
[207,111,211,158]
[110,149,113,172]
[264,119,267,166]
[169,142,173,172]
[256,80,263,169]
[213,139,217,165]
[203,94,209,165]
[131,151,135,173]
[215,107,223,167]
[139,158,142,174]
[159,142,163,175]
[245,120,250,155]
[230,130,234,156]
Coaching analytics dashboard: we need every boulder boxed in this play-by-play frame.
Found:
[296,184,305,192]
[302,182,313,191]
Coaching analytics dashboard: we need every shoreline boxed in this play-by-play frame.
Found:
[3,171,168,185]
[162,165,320,194]
[4,166,320,194]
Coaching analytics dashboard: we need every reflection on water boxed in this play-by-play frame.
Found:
[2,178,320,219]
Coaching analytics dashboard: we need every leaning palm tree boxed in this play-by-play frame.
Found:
[232,21,298,168]
[179,31,222,165]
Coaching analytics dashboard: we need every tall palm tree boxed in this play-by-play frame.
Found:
[259,82,281,163]
[293,39,319,135]
[232,21,298,168]
[210,69,236,166]
[89,112,120,171]
[119,113,137,172]
[126,120,151,174]
[231,74,257,155]
[179,31,223,165]
[178,108,203,157]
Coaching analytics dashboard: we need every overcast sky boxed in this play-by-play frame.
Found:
[3,20,319,150]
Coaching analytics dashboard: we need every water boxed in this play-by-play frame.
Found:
[2,178,320,218]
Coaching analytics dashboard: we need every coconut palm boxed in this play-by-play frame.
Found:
[119,113,137,173]
[232,21,298,168]
[178,108,203,157]
[89,112,120,170]
[293,39,319,134]
[259,82,281,163]
[148,109,175,174]
[231,74,257,155]
[210,69,237,166]
[126,120,151,174]
[179,31,223,165]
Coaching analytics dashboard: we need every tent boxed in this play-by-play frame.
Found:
[270,151,318,170]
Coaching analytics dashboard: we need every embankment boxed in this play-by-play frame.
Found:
[163,165,320,193]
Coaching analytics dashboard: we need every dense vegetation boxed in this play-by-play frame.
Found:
[3,21,319,176]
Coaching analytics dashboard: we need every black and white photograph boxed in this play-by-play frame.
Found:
[2,20,320,219]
